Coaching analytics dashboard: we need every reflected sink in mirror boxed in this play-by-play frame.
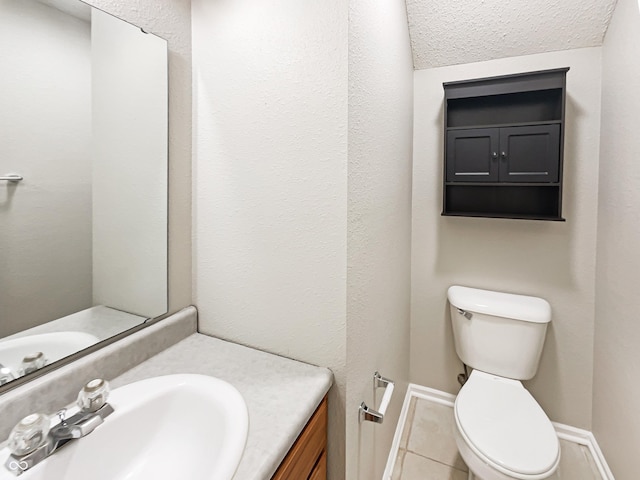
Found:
[0,332,99,381]
[0,374,249,480]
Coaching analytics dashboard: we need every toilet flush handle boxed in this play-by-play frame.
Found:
[457,308,473,320]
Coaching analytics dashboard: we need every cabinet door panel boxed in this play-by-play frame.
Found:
[272,397,327,480]
[499,124,560,182]
[446,129,499,182]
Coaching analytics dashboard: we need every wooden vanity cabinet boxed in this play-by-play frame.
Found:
[272,396,327,480]
[443,68,569,220]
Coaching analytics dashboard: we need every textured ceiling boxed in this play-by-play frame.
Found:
[406,0,618,69]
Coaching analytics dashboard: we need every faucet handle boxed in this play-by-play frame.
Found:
[7,413,50,456]
[77,379,110,413]
[20,352,47,375]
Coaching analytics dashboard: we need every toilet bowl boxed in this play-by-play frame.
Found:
[447,286,560,480]
[454,370,560,480]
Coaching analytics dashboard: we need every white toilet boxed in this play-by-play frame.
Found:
[447,286,560,480]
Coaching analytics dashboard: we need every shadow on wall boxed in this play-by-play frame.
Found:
[443,303,464,390]
[525,320,560,415]
[0,183,19,211]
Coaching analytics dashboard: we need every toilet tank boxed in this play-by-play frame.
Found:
[447,286,551,381]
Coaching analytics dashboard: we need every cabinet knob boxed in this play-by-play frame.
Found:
[501,151,507,160]
[491,152,498,160]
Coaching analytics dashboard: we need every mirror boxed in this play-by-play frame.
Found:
[0,0,168,386]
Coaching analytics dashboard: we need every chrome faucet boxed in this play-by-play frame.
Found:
[4,379,113,476]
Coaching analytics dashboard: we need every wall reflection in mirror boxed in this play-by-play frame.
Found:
[0,0,168,386]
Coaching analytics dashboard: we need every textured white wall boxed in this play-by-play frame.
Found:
[191,1,347,477]
[346,0,413,477]
[405,0,616,69]
[0,0,92,337]
[411,48,602,429]
[87,0,192,315]
[593,0,640,476]
[91,8,168,318]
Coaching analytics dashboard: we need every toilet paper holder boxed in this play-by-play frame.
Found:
[359,371,395,424]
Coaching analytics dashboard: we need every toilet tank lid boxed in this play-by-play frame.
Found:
[448,286,551,324]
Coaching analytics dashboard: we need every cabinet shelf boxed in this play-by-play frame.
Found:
[446,89,563,128]
[446,120,561,131]
[442,68,568,220]
[444,184,562,219]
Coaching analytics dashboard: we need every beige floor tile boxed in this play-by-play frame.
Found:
[407,398,467,471]
[401,452,468,480]
[547,439,602,480]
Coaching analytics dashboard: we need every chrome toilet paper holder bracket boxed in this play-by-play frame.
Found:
[359,371,395,424]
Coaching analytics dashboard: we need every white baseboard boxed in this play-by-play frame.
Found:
[552,422,615,480]
[383,384,615,480]
[381,383,414,479]
[408,382,456,407]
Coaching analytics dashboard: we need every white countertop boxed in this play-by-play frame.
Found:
[110,333,333,480]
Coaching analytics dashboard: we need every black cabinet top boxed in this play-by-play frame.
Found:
[441,67,569,221]
[443,67,570,100]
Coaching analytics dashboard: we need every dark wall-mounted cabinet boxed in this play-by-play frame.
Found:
[442,68,569,221]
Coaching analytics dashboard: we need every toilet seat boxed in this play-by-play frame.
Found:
[455,370,560,479]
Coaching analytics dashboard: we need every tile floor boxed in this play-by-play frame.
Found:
[391,397,603,480]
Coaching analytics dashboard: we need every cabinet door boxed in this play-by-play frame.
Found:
[499,124,560,183]
[446,129,499,182]
[271,397,327,480]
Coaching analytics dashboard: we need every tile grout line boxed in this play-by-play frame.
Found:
[404,447,469,474]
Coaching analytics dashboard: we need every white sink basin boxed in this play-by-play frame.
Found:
[0,332,99,373]
[0,374,249,480]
